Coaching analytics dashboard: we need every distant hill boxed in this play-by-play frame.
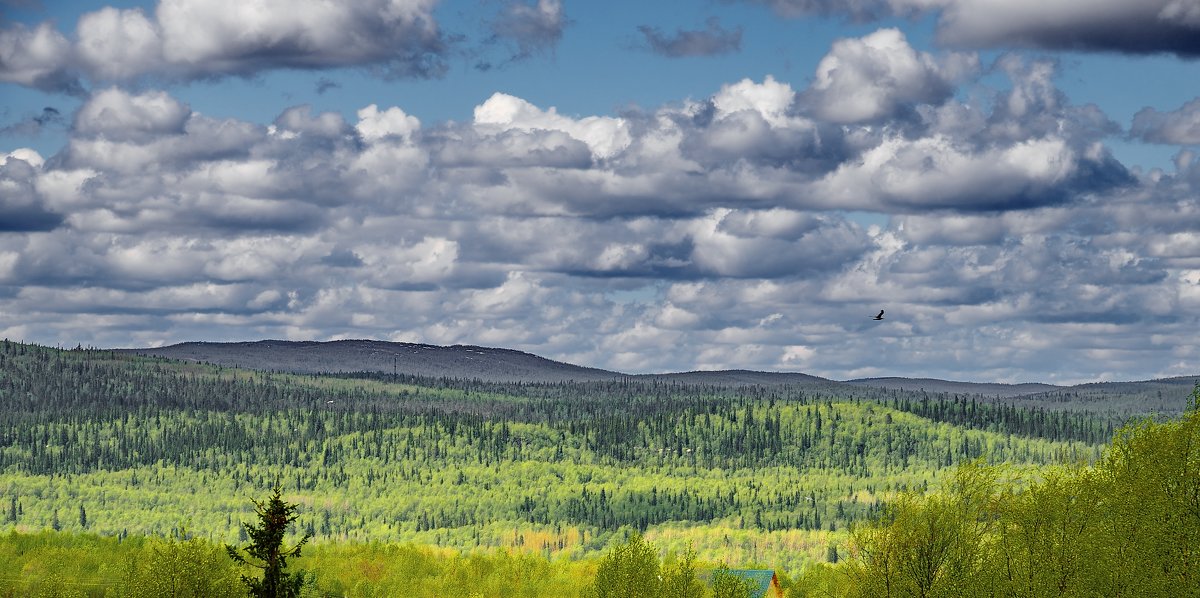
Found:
[120,340,620,383]
[634,370,833,386]
[120,340,843,386]
[845,377,1061,398]
[120,339,1199,414]
[1009,376,1200,414]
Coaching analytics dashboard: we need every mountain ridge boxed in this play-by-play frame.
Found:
[843,377,1062,398]
[119,339,1197,392]
[119,339,617,384]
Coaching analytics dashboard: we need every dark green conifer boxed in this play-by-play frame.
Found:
[225,486,311,597]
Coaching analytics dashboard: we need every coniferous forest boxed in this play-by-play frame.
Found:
[0,339,1195,596]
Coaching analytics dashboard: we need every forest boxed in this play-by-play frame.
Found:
[0,340,1194,596]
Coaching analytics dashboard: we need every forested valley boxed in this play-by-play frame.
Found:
[0,340,1194,596]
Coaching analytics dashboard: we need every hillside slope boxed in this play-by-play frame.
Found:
[120,339,621,383]
[121,339,1198,413]
[123,340,839,386]
[845,377,1061,398]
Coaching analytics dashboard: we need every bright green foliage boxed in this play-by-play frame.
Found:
[0,341,1121,572]
[589,532,663,598]
[0,530,599,595]
[5,341,1196,592]
[709,565,755,598]
[225,486,312,597]
[786,562,850,597]
[661,548,705,598]
[587,532,708,597]
[121,530,245,596]
[1093,396,1200,594]
[844,463,1000,597]
[295,542,595,596]
[843,389,1200,597]
[0,530,244,596]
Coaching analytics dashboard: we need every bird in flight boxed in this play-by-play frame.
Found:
[873,310,884,320]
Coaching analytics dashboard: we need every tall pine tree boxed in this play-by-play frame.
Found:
[225,486,311,597]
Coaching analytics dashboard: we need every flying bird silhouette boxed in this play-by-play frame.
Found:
[873,310,884,320]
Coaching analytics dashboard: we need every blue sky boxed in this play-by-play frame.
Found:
[3,0,1200,383]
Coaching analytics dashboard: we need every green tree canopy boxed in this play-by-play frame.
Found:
[844,386,1200,597]
[589,531,662,598]
[710,566,756,598]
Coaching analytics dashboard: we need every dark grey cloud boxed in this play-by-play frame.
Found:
[687,209,873,278]
[314,77,339,95]
[459,209,870,282]
[32,105,56,124]
[931,0,1200,56]
[812,136,1132,213]
[273,105,352,139]
[637,18,742,58]
[0,152,62,231]
[737,0,889,21]
[1004,238,1168,326]
[0,106,61,137]
[319,248,363,268]
[0,200,61,232]
[484,0,566,64]
[739,0,1200,57]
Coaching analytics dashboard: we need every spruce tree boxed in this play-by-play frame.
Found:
[225,486,311,597]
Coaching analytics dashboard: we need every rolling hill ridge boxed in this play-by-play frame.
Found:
[120,339,1198,413]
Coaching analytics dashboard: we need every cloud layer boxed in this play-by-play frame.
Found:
[743,0,1200,56]
[3,17,1200,384]
[1,0,446,91]
[637,18,743,57]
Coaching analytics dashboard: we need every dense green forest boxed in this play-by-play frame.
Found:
[0,340,1190,595]
[836,397,1200,597]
